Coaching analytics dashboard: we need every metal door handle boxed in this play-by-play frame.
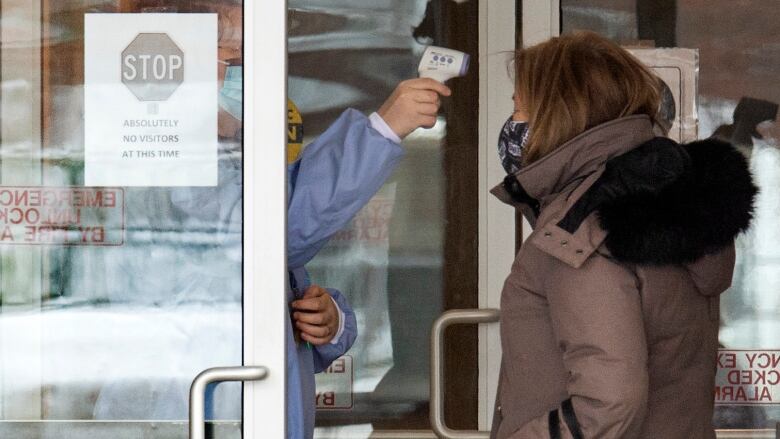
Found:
[431,309,500,439]
[189,366,269,439]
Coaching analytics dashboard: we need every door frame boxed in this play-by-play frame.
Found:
[477,0,558,431]
[475,0,514,430]
[243,0,287,437]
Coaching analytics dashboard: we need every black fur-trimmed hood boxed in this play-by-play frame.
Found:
[580,137,757,265]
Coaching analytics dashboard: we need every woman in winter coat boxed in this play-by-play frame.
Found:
[489,31,756,439]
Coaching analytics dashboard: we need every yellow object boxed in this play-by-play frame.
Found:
[287,99,304,164]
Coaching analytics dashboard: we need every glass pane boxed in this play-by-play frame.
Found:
[0,1,243,437]
[288,0,479,436]
[560,0,780,430]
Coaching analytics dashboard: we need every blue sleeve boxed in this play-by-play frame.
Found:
[312,288,357,373]
[287,108,404,268]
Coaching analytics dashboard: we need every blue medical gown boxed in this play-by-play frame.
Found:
[286,108,404,439]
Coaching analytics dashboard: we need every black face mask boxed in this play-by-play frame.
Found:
[497,116,530,174]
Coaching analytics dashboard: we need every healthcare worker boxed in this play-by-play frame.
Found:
[284,77,452,439]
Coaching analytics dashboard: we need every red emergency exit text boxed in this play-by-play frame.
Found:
[715,350,780,404]
[331,198,394,243]
[0,187,125,246]
[315,356,354,410]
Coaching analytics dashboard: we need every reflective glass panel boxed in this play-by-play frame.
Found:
[0,1,244,437]
[288,0,480,436]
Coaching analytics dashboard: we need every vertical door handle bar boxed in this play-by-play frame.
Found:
[189,366,269,439]
[431,309,500,439]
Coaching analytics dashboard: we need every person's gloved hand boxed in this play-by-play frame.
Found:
[377,78,452,140]
[292,285,340,346]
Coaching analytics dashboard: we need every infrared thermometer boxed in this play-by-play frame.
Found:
[418,46,470,82]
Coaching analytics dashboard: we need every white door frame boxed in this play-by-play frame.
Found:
[243,1,287,438]
[476,0,515,431]
[477,0,559,431]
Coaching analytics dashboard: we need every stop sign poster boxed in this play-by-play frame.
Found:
[84,14,218,187]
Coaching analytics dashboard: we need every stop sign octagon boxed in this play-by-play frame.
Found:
[121,33,184,101]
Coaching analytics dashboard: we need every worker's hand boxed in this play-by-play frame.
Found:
[377,78,452,140]
[292,285,340,346]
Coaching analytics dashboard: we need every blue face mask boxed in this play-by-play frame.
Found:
[219,66,242,121]
[497,116,530,174]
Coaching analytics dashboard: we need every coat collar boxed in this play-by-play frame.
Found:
[490,115,656,268]
[492,115,656,212]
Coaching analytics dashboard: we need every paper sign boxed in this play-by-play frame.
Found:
[715,350,780,405]
[0,187,124,246]
[315,356,354,410]
[84,14,218,187]
[627,48,699,143]
[329,195,394,244]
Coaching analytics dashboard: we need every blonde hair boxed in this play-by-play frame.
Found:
[515,31,661,164]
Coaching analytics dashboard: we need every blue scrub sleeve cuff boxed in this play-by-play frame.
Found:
[313,288,357,373]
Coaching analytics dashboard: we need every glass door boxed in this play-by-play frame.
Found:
[473,1,780,438]
[0,1,285,438]
[430,1,780,438]
[287,0,481,437]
